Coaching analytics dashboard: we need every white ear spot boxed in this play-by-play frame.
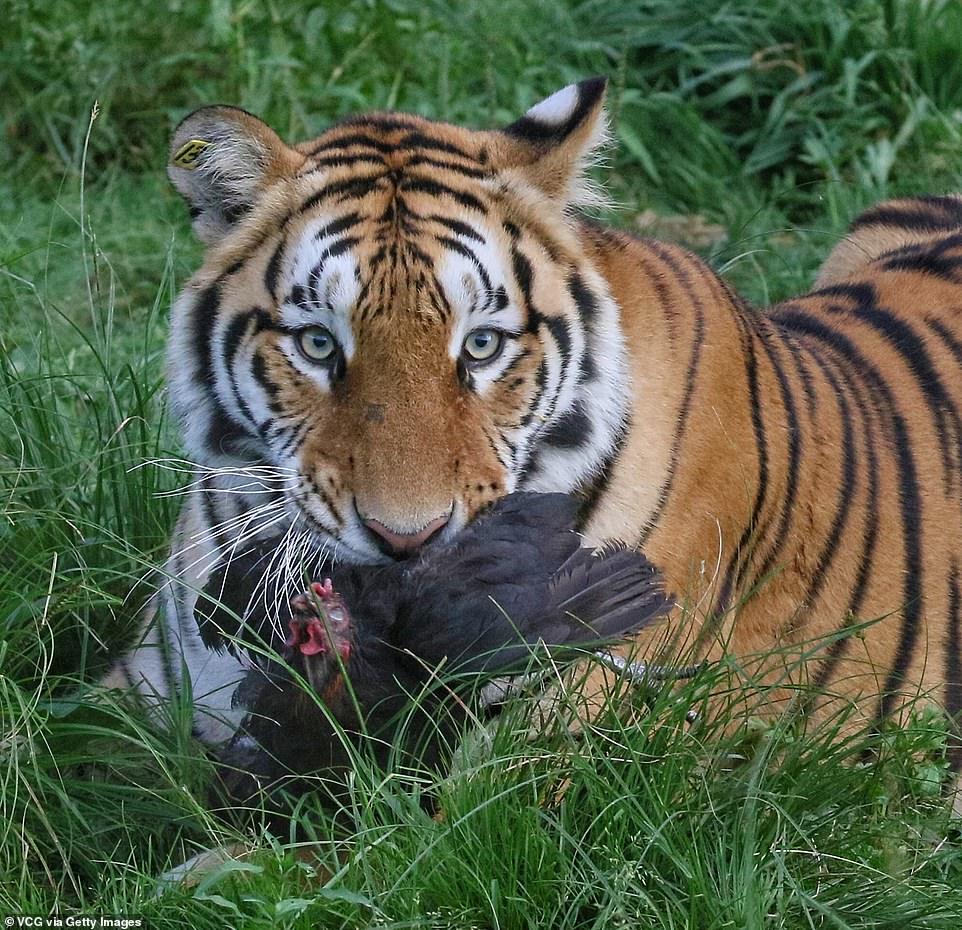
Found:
[524,84,579,127]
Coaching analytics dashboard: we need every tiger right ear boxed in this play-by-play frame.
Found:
[496,77,610,210]
[168,106,306,245]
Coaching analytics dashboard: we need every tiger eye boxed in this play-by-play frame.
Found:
[462,328,504,364]
[297,326,337,363]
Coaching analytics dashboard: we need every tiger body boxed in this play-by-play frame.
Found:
[113,79,962,752]
[585,204,962,743]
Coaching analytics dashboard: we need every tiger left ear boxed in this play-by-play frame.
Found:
[168,106,306,245]
[497,77,609,208]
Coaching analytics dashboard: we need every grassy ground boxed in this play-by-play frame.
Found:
[3,0,962,925]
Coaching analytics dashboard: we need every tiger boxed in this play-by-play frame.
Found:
[107,77,961,775]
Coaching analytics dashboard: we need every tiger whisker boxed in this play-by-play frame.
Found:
[175,507,291,580]
[184,519,290,587]
[256,520,307,635]
[136,456,297,478]
[182,498,290,546]
[267,523,330,641]
[125,502,289,598]
[138,457,298,500]
[156,480,297,499]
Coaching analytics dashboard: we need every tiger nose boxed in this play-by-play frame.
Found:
[361,511,451,559]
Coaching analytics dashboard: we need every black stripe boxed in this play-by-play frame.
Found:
[491,347,532,386]
[575,417,630,531]
[264,236,287,302]
[538,315,572,368]
[482,422,512,473]
[204,411,252,459]
[773,307,923,717]
[567,272,599,383]
[511,241,573,427]
[272,416,314,463]
[297,175,386,215]
[306,473,344,528]
[313,211,364,242]
[193,283,222,389]
[512,243,570,380]
[539,400,591,450]
[436,236,492,293]
[305,153,387,171]
[844,400,880,617]
[925,316,962,371]
[309,133,396,156]
[429,214,485,242]
[711,311,769,622]
[398,177,487,213]
[876,238,962,269]
[250,351,280,408]
[792,347,857,607]
[816,281,961,491]
[566,271,596,328]
[221,310,263,435]
[397,132,476,160]
[947,562,962,772]
[810,337,883,693]
[637,251,680,349]
[751,323,804,588]
[339,114,420,132]
[405,155,488,178]
[849,196,962,232]
[518,357,548,431]
[191,283,251,456]
[779,330,818,421]
[315,234,361,265]
[299,237,362,310]
[296,502,342,540]
[879,248,962,280]
[635,244,705,548]
[511,244,533,303]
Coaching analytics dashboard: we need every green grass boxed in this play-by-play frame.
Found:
[3,0,962,925]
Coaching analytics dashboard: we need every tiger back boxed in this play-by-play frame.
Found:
[111,78,961,759]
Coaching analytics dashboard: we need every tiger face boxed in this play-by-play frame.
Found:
[167,80,628,562]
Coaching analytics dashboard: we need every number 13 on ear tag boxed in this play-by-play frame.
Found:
[172,139,211,169]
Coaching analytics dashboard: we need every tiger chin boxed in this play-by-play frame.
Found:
[109,78,961,806]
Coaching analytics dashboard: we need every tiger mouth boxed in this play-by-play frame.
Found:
[293,505,389,565]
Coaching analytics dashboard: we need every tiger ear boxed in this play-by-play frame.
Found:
[168,106,306,245]
[498,77,610,209]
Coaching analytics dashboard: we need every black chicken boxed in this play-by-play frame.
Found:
[201,492,672,819]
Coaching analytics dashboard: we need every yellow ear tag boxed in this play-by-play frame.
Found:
[172,139,211,169]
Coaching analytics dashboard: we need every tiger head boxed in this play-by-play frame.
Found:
[167,78,628,563]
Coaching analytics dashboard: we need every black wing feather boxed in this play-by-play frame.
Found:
[392,497,671,675]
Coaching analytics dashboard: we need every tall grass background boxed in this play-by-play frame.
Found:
[2,0,962,925]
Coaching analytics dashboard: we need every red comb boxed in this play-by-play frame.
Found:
[310,578,335,599]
